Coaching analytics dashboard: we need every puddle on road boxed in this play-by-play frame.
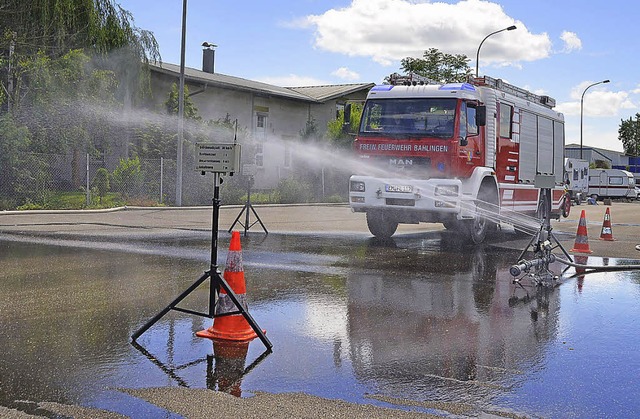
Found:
[1,233,640,418]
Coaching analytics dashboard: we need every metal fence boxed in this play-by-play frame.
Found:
[0,150,350,210]
[0,152,225,209]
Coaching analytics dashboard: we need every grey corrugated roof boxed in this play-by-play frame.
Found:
[149,62,373,103]
[288,84,375,101]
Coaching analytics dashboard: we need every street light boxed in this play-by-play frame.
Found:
[176,0,188,206]
[475,25,517,77]
[580,79,610,160]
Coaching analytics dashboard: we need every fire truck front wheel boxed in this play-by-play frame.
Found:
[366,211,398,239]
[466,185,498,244]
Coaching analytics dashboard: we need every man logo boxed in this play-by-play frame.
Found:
[390,159,413,166]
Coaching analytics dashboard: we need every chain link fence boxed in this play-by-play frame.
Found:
[0,152,226,209]
[0,149,350,210]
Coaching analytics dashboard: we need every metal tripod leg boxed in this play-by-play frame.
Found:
[131,271,211,342]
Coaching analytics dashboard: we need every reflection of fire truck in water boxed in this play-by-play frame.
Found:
[348,75,567,243]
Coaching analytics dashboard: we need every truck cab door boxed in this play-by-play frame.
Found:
[456,101,483,177]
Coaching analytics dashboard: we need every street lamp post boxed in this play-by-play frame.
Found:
[580,79,610,160]
[475,25,517,77]
[176,0,188,206]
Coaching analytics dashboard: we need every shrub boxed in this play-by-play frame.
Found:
[111,156,143,198]
[275,177,312,204]
[92,168,110,203]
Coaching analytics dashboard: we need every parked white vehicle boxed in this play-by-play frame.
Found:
[587,169,636,200]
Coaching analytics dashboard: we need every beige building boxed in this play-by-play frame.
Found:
[148,52,373,189]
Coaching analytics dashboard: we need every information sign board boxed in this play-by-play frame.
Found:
[195,143,241,174]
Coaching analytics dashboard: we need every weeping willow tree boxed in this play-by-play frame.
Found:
[0,0,159,56]
[0,0,160,109]
[0,0,161,204]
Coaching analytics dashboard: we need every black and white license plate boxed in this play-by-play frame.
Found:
[385,184,413,193]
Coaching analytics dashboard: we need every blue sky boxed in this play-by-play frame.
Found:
[117,0,639,152]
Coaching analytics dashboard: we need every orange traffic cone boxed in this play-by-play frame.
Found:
[570,209,593,254]
[574,255,589,293]
[196,231,261,341]
[599,207,616,241]
[209,340,250,397]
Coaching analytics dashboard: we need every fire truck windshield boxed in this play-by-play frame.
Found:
[359,98,456,138]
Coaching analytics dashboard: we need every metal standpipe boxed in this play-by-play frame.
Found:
[512,178,572,285]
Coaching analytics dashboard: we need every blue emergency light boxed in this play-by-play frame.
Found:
[439,83,476,92]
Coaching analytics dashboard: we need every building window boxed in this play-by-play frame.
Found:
[257,114,266,128]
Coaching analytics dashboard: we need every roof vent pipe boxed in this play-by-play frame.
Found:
[202,42,216,74]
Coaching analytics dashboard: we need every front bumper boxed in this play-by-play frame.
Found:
[349,175,468,217]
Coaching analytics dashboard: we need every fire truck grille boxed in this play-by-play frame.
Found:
[386,198,415,206]
[381,156,431,175]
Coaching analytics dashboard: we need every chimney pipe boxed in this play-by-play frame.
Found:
[202,42,216,74]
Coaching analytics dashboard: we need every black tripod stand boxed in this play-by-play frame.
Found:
[131,172,272,352]
[229,175,268,236]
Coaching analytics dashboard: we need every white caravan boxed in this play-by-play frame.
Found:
[588,169,636,200]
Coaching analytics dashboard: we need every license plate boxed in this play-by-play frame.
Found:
[385,184,413,193]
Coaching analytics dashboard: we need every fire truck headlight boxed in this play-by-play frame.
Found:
[350,180,366,192]
[435,185,458,196]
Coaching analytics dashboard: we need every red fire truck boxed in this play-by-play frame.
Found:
[348,75,567,243]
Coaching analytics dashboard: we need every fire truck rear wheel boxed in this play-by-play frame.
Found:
[366,211,398,239]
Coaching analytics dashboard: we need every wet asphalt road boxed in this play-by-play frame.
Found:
[1,204,640,418]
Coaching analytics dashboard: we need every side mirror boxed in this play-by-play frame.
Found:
[342,103,352,133]
[459,137,468,147]
[476,105,486,126]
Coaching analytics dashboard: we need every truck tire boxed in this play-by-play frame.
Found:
[561,194,571,218]
[466,185,498,244]
[443,218,463,231]
[366,211,398,239]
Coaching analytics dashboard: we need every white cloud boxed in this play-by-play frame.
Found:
[559,31,582,53]
[297,0,551,68]
[557,86,635,118]
[255,74,331,87]
[331,67,360,81]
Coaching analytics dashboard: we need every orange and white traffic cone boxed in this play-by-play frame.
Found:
[570,209,593,254]
[599,207,616,241]
[196,231,261,341]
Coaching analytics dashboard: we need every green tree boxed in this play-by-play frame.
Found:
[326,103,363,148]
[165,83,201,120]
[618,113,640,156]
[386,48,472,84]
[132,83,203,160]
[300,117,319,142]
[0,114,31,207]
[0,0,160,112]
